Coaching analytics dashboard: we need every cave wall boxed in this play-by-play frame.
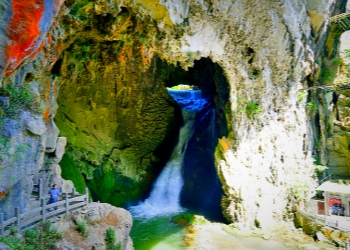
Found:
[0,0,347,229]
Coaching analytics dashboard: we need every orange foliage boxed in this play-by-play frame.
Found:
[5,0,44,75]
[43,108,50,119]
[118,55,126,63]
[0,189,10,200]
[218,137,232,152]
[140,44,151,65]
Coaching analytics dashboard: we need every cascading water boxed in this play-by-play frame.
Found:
[130,89,209,218]
[129,89,211,250]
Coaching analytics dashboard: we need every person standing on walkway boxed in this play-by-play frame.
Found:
[47,184,61,211]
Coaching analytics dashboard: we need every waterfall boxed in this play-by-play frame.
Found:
[130,90,209,218]
[166,89,202,99]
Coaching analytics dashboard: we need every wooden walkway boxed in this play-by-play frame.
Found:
[0,181,89,236]
[299,76,350,91]
[330,12,350,31]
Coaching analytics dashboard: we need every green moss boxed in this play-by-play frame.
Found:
[60,154,87,194]
[70,0,94,24]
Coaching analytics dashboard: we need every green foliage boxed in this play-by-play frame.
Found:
[314,164,328,176]
[136,33,148,45]
[306,101,317,111]
[0,221,62,250]
[332,58,341,66]
[76,220,89,237]
[167,84,192,90]
[105,228,122,250]
[60,154,87,194]
[320,68,335,83]
[297,91,307,101]
[0,83,41,117]
[0,235,23,249]
[70,0,94,24]
[342,49,350,59]
[244,101,261,119]
[9,225,18,235]
[293,184,309,201]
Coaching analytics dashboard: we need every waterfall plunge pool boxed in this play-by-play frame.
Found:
[129,89,223,249]
[130,212,187,250]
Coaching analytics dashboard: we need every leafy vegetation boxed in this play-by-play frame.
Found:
[105,228,122,250]
[244,101,261,119]
[297,91,307,101]
[0,221,62,250]
[70,0,94,24]
[306,101,317,111]
[60,154,87,194]
[76,220,89,237]
[342,49,350,59]
[314,164,328,176]
[320,68,335,83]
[0,83,41,117]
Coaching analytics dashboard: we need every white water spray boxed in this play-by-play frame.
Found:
[130,90,209,218]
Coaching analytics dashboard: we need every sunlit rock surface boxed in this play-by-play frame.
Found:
[0,0,347,230]
[55,202,133,250]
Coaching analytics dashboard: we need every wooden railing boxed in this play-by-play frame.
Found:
[0,187,89,235]
[330,12,350,31]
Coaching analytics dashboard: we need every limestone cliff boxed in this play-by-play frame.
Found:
[0,0,347,230]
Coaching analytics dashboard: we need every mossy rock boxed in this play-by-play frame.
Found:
[172,213,208,226]
[60,154,87,194]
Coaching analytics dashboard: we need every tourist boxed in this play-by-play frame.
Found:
[47,184,61,211]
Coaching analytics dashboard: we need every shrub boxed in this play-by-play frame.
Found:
[297,91,307,101]
[105,228,122,250]
[314,164,328,176]
[0,83,42,117]
[76,220,89,237]
[244,101,261,119]
[0,221,62,250]
[306,101,317,111]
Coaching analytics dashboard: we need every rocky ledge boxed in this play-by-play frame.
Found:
[54,202,133,250]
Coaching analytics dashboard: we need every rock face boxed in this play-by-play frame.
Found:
[54,202,133,250]
[0,0,347,230]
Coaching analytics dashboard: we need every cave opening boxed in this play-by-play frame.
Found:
[54,38,230,221]
[163,58,231,222]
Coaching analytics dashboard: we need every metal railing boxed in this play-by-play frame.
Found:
[0,187,89,235]
[318,174,332,185]
[298,208,350,233]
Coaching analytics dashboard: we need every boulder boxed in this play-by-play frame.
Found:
[54,202,133,250]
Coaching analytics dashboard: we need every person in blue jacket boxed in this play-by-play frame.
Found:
[47,184,61,211]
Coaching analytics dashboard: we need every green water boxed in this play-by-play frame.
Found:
[130,214,187,250]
